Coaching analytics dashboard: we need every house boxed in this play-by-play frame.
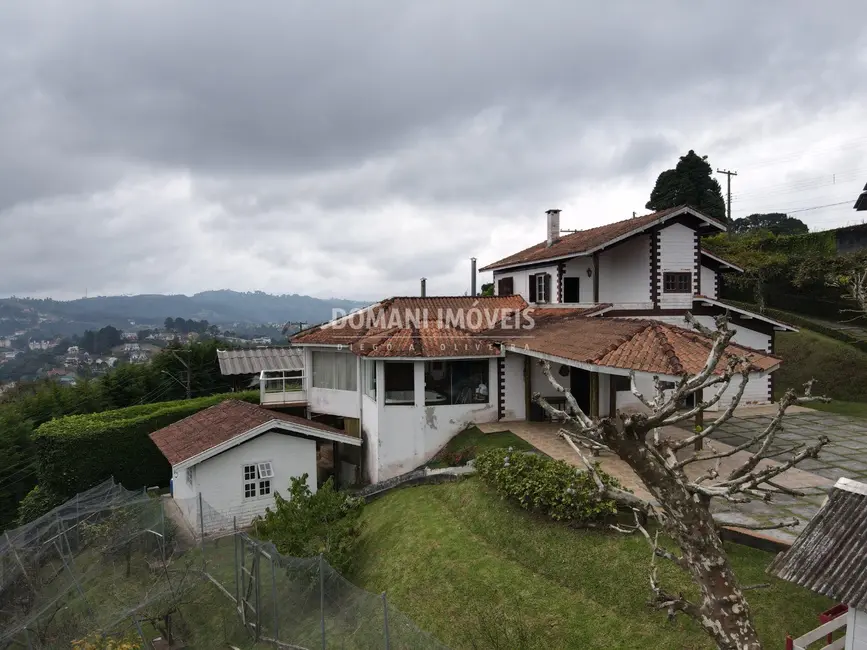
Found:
[122,331,138,341]
[123,343,141,353]
[3,350,20,360]
[28,340,53,351]
[0,337,11,348]
[769,477,867,649]
[284,206,787,484]
[216,347,304,395]
[479,205,794,403]
[67,346,79,355]
[148,399,361,531]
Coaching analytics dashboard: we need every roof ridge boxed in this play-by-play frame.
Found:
[649,323,684,375]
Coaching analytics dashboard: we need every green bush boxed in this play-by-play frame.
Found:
[252,475,364,574]
[474,448,622,525]
[16,484,65,525]
[33,391,258,498]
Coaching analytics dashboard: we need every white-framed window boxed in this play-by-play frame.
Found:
[312,351,358,391]
[363,359,377,400]
[243,462,273,498]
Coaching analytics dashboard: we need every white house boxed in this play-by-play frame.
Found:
[769,477,867,650]
[149,399,362,532]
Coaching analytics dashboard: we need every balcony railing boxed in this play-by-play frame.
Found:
[259,370,306,406]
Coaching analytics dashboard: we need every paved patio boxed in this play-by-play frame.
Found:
[478,405,866,544]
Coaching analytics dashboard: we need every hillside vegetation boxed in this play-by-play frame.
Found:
[775,328,867,403]
[353,479,831,650]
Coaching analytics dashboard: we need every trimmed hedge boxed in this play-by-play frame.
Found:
[16,484,65,526]
[474,448,623,525]
[33,391,258,497]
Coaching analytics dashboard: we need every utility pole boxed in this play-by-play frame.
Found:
[169,348,192,399]
[716,168,738,225]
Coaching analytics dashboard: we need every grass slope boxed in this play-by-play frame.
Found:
[776,328,867,406]
[354,479,831,650]
[426,426,533,468]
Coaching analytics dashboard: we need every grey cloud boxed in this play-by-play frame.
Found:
[1,1,866,298]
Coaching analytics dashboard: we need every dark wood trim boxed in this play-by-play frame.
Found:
[592,253,600,303]
[590,372,599,418]
[493,259,571,273]
[523,355,532,418]
[497,357,506,420]
[608,378,617,416]
[557,262,565,303]
[650,238,657,305]
[603,305,779,337]
[695,232,701,296]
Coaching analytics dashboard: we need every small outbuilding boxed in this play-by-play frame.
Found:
[769,477,867,650]
[149,399,361,533]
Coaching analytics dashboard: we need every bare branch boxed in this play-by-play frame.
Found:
[669,370,750,452]
[717,518,799,532]
[536,361,595,430]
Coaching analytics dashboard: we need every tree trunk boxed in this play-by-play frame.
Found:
[607,428,763,650]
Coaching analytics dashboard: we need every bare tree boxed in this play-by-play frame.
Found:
[533,313,828,650]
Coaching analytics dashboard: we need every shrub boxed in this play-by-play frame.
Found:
[16,483,64,525]
[474,448,621,525]
[252,475,364,574]
[32,391,258,498]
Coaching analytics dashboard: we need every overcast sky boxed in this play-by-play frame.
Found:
[2,1,866,301]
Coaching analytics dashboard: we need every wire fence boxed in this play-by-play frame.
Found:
[0,481,449,649]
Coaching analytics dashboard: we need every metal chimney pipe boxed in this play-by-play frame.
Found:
[420,277,427,297]
[470,258,477,296]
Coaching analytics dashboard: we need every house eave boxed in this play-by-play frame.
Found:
[172,418,362,470]
[695,297,798,332]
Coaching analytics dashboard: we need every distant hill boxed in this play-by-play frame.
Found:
[0,290,371,335]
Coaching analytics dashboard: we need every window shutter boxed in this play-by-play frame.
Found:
[543,274,551,303]
[528,274,537,302]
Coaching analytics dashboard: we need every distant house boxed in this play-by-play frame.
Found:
[4,350,20,360]
[106,356,118,368]
[0,337,12,348]
[123,343,140,353]
[58,376,77,387]
[28,340,53,351]
[769,477,867,649]
[67,346,79,355]
[121,331,138,341]
[148,399,361,531]
[252,336,273,345]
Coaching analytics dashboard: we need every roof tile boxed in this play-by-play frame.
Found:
[148,399,344,466]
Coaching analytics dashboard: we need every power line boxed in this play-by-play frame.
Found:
[784,200,853,214]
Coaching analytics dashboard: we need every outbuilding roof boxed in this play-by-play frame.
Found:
[216,347,304,375]
[479,205,726,272]
[149,399,358,466]
[768,478,867,610]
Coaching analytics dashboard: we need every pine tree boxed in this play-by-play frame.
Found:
[646,150,726,222]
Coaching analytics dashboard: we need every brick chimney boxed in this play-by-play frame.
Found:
[546,209,561,247]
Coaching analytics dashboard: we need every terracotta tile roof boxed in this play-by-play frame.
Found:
[148,399,344,466]
[494,310,780,376]
[480,205,725,271]
[291,295,528,358]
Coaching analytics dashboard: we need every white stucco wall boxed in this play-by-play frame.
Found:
[846,607,867,650]
[658,222,696,308]
[700,265,717,298]
[375,358,499,480]
[361,391,380,484]
[562,256,595,303]
[493,264,559,303]
[503,352,526,420]
[177,431,317,531]
[529,358,573,398]
[598,234,651,307]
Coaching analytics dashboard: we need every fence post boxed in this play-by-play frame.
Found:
[198,492,205,570]
[233,517,240,606]
[320,553,326,650]
[159,498,166,563]
[271,553,279,642]
[75,492,81,548]
[382,592,390,650]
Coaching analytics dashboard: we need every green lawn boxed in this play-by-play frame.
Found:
[803,399,867,418]
[426,426,533,468]
[353,479,832,650]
